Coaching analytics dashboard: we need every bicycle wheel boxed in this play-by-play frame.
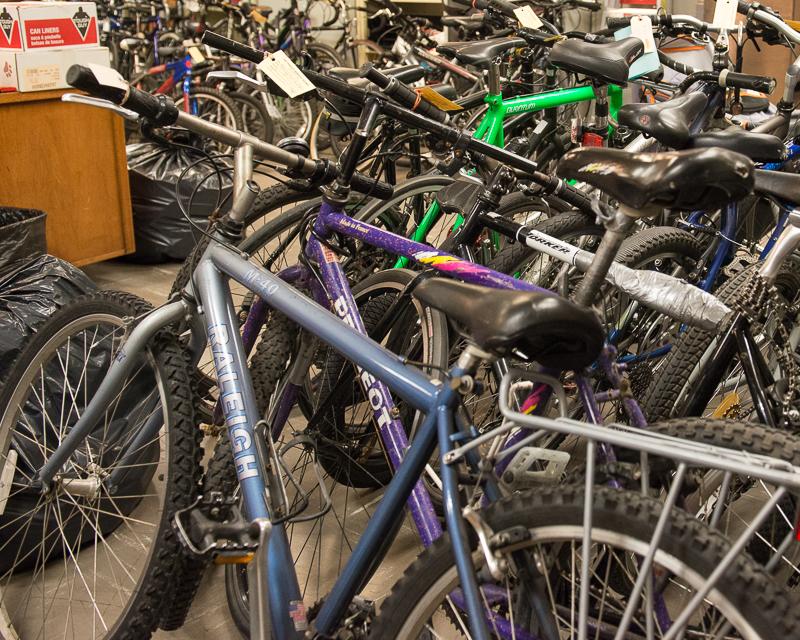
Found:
[641,260,800,423]
[188,85,244,153]
[229,90,274,142]
[644,418,800,587]
[369,485,799,639]
[0,291,201,640]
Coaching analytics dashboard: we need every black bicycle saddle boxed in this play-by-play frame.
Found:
[617,93,709,149]
[548,37,643,85]
[413,278,604,370]
[437,36,527,68]
[753,169,800,204]
[557,147,754,213]
[688,128,786,164]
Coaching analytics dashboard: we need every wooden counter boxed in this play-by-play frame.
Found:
[0,89,134,266]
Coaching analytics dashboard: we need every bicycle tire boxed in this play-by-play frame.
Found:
[189,84,244,132]
[230,90,274,142]
[368,484,800,639]
[640,260,800,423]
[645,418,800,577]
[0,291,201,640]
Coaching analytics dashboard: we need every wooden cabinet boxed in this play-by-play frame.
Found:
[0,89,134,266]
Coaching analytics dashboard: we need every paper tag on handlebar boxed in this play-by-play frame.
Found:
[86,63,128,91]
[415,86,463,111]
[187,46,206,64]
[187,0,201,12]
[712,0,739,28]
[514,5,543,29]
[629,15,656,53]
[257,50,315,98]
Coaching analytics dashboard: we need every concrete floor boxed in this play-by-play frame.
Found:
[81,258,423,639]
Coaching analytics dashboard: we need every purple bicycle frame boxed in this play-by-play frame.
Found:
[234,198,664,635]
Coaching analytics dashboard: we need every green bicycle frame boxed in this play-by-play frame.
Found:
[393,83,623,268]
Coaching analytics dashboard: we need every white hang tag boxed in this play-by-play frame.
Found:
[713,0,739,29]
[187,0,201,12]
[86,63,127,91]
[629,15,656,54]
[257,50,315,98]
[514,5,543,29]
[188,45,205,63]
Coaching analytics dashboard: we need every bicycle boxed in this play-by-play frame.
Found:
[0,58,788,640]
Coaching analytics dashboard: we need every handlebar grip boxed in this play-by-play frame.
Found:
[350,171,394,199]
[737,0,752,15]
[721,70,776,94]
[606,16,631,29]
[555,181,594,214]
[66,64,127,103]
[202,30,264,64]
[66,64,179,125]
[360,63,448,123]
[573,0,602,11]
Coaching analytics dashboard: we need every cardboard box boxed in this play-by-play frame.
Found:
[0,50,17,90]
[0,4,23,50]
[0,2,99,51]
[14,46,109,91]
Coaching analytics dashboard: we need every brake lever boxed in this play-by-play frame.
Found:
[206,70,270,92]
[61,93,140,121]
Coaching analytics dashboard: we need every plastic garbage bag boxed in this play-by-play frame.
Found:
[0,257,160,573]
[127,141,233,263]
[0,254,95,382]
[0,207,46,276]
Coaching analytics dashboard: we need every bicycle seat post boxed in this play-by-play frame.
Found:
[487,56,502,95]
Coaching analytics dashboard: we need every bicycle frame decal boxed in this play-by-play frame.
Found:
[209,322,260,481]
[331,295,395,430]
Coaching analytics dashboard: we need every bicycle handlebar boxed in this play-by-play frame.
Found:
[66,64,180,125]
[677,68,776,93]
[197,31,598,215]
[360,64,448,123]
[66,65,394,199]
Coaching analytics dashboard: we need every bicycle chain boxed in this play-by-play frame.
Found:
[726,269,800,428]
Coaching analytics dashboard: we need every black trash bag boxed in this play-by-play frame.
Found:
[0,207,47,276]
[0,254,95,383]
[127,141,233,263]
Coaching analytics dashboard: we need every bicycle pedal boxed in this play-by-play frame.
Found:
[174,497,260,557]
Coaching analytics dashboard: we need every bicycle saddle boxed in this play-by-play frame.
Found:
[436,36,527,68]
[617,93,709,149]
[329,64,424,88]
[753,169,800,204]
[548,37,643,85]
[688,128,786,163]
[412,279,604,370]
[557,147,754,213]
